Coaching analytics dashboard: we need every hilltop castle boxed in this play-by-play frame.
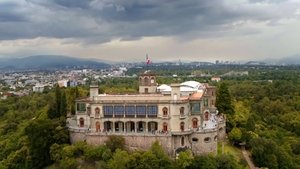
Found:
[67,72,225,156]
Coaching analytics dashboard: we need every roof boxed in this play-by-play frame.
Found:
[157,80,205,93]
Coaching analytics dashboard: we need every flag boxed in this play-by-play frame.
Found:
[146,54,151,65]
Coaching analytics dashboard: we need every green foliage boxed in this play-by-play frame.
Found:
[108,149,130,169]
[25,119,55,169]
[150,141,172,168]
[176,150,193,169]
[189,155,217,169]
[228,127,242,143]
[216,83,235,115]
[105,135,125,152]
[216,154,239,169]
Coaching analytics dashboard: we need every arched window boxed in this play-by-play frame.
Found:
[192,118,198,128]
[95,121,100,132]
[163,107,168,116]
[95,107,100,116]
[79,118,84,127]
[163,122,168,132]
[180,122,185,131]
[181,137,184,146]
[180,107,184,116]
[205,111,209,121]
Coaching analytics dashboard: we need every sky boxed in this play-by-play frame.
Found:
[0,0,300,62]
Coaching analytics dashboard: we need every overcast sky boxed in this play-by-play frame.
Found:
[0,0,300,62]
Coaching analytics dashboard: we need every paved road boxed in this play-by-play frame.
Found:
[241,146,256,169]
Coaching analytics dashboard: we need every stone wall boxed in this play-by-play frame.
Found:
[70,131,219,156]
[190,131,218,155]
[70,132,174,155]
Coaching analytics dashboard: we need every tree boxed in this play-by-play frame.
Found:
[60,91,67,117]
[216,154,238,169]
[107,149,130,169]
[105,135,125,152]
[150,141,172,168]
[176,150,193,169]
[250,138,279,169]
[228,127,242,143]
[25,119,56,169]
[189,155,217,169]
[216,83,235,115]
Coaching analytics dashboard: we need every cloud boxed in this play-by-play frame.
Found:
[0,0,298,43]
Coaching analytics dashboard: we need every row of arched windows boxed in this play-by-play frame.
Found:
[79,117,200,130]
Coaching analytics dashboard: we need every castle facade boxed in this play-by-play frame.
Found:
[67,73,225,156]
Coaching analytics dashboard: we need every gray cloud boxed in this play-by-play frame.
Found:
[0,0,299,43]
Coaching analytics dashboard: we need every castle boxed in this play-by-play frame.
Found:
[67,72,226,156]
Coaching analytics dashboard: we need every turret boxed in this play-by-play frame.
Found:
[138,72,157,94]
[90,85,99,100]
[171,83,180,101]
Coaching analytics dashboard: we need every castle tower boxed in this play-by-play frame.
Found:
[90,85,99,100]
[138,72,157,94]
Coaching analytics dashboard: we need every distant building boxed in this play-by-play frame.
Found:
[211,76,221,82]
[58,80,68,87]
[33,84,45,93]
[67,72,226,156]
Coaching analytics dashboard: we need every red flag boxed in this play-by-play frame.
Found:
[146,54,151,64]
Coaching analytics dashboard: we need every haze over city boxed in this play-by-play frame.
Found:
[1,0,300,62]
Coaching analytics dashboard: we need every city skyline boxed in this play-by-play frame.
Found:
[1,0,300,62]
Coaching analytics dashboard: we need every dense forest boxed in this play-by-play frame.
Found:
[0,65,299,169]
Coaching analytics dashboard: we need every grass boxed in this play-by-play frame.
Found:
[218,141,250,169]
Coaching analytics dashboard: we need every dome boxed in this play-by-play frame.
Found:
[180,81,202,89]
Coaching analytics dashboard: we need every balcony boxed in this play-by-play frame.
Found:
[171,129,193,135]
[179,114,187,119]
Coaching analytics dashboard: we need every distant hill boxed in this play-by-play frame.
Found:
[0,55,110,70]
[264,54,300,65]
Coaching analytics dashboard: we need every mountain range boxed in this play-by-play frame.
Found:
[0,55,110,70]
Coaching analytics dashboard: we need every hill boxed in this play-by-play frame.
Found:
[0,55,110,70]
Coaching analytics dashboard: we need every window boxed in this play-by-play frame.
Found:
[191,103,201,114]
[95,107,100,116]
[163,122,168,132]
[144,88,148,93]
[192,118,198,128]
[205,111,209,121]
[204,98,208,107]
[204,137,211,143]
[77,103,86,111]
[79,118,84,127]
[103,105,113,117]
[125,105,135,117]
[180,122,185,131]
[114,105,124,117]
[147,105,158,117]
[180,107,184,116]
[163,107,168,116]
[95,121,100,132]
[181,137,184,146]
[192,137,199,143]
[136,105,146,117]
